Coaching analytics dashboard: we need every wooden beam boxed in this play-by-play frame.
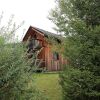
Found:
[32,27,44,36]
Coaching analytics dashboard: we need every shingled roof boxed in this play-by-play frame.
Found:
[23,26,63,43]
[31,26,62,40]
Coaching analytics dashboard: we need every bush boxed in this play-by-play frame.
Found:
[0,37,47,100]
[60,67,100,100]
[0,14,47,100]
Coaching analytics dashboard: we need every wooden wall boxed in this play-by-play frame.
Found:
[23,26,65,71]
[44,44,64,71]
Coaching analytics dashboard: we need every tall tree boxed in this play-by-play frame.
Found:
[49,0,100,100]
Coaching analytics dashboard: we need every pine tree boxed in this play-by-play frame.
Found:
[49,0,100,99]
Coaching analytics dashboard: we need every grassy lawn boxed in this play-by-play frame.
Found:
[34,73,62,100]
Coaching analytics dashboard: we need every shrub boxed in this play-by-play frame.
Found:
[60,67,100,100]
[0,14,47,100]
[0,37,47,100]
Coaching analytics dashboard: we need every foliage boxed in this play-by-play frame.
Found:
[64,25,100,74]
[49,0,100,100]
[60,67,100,100]
[0,14,46,100]
[49,0,100,33]
[0,13,24,42]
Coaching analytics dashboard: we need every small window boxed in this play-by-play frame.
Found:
[28,38,35,49]
[53,52,59,60]
[34,40,39,47]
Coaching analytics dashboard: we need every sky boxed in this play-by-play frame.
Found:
[0,0,56,41]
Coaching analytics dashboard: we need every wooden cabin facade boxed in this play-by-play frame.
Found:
[23,26,66,71]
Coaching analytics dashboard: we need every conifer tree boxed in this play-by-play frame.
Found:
[49,0,100,99]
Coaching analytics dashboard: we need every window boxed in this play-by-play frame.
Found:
[27,36,40,52]
[28,37,36,49]
[53,52,59,60]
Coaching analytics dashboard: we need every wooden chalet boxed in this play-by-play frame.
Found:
[23,26,66,71]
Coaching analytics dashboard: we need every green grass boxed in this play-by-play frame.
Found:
[34,73,62,100]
